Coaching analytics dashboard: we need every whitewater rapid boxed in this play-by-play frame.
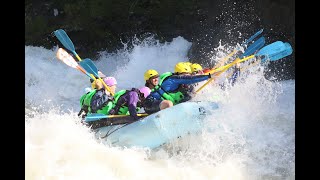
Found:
[25,36,294,180]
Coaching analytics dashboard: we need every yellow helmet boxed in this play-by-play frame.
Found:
[184,62,192,66]
[174,62,191,73]
[144,69,159,81]
[191,63,203,73]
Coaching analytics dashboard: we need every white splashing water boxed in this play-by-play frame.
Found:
[25,36,294,180]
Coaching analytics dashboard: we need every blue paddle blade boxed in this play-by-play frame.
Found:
[54,29,76,53]
[79,58,99,77]
[256,41,286,57]
[242,29,264,46]
[284,42,293,53]
[85,113,108,122]
[260,42,293,62]
[240,36,265,58]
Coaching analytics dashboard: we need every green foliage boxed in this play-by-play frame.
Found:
[88,0,112,18]
[26,16,48,37]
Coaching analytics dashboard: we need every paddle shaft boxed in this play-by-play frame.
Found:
[195,54,256,93]
[78,63,114,96]
[212,49,238,70]
[85,113,149,122]
[196,32,265,93]
[195,70,224,93]
[205,54,255,75]
[106,113,148,118]
[77,66,96,80]
[205,39,287,76]
[210,29,263,73]
[73,53,81,62]
[226,59,261,79]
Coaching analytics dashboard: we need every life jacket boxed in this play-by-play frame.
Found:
[79,90,96,114]
[79,89,113,116]
[152,72,186,105]
[96,101,114,115]
[112,89,141,115]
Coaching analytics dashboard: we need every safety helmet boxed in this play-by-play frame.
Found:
[139,86,151,98]
[190,63,203,73]
[144,69,159,81]
[184,62,192,66]
[103,77,117,86]
[174,62,191,73]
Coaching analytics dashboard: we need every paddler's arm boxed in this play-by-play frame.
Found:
[169,74,211,85]
[127,91,140,120]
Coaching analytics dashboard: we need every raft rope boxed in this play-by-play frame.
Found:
[100,121,137,139]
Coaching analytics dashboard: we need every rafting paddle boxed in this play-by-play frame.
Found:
[54,29,82,61]
[236,41,293,64]
[260,41,293,62]
[209,40,291,74]
[85,113,149,122]
[54,29,114,96]
[240,36,265,58]
[195,41,293,93]
[195,37,266,93]
[56,48,96,80]
[210,36,266,73]
[211,29,264,70]
[225,41,293,80]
